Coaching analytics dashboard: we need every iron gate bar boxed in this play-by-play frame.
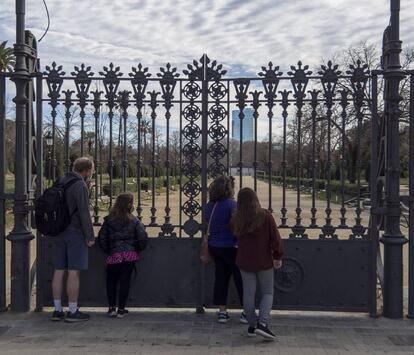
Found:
[350,62,368,239]
[122,90,130,193]
[226,81,230,174]
[92,89,101,226]
[280,89,289,227]
[178,80,183,238]
[149,90,158,226]
[291,62,310,238]
[251,89,260,193]
[320,62,336,239]
[0,73,6,310]
[369,71,379,317]
[309,89,318,228]
[35,69,44,312]
[408,71,414,318]
[200,55,209,310]
[339,90,348,228]
[63,89,72,174]
[160,68,175,237]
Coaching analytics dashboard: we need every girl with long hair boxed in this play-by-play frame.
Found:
[98,193,148,318]
[231,188,283,340]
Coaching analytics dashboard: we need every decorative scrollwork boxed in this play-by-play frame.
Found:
[289,224,308,239]
[130,63,151,108]
[183,219,200,236]
[71,63,93,103]
[182,104,201,122]
[208,104,227,122]
[183,81,201,100]
[182,181,201,198]
[274,257,305,293]
[209,162,227,178]
[259,62,282,106]
[318,60,341,98]
[288,61,312,97]
[148,90,160,111]
[182,142,201,159]
[44,62,65,107]
[158,63,179,110]
[183,55,227,81]
[350,224,367,239]
[181,73,203,232]
[208,141,227,159]
[99,63,122,107]
[347,59,370,92]
[157,62,180,81]
[319,223,338,239]
[182,123,201,140]
[234,79,250,111]
[208,123,227,141]
[251,90,262,111]
[117,90,130,113]
[91,90,103,111]
[182,200,201,218]
[62,89,74,109]
[208,82,227,100]
[347,59,370,110]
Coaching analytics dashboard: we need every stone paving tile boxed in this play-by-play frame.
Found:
[0,310,413,354]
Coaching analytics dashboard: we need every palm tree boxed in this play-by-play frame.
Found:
[0,41,15,72]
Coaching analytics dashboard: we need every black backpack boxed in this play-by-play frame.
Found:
[35,177,81,236]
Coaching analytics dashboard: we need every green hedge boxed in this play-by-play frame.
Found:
[259,175,367,196]
[102,176,182,196]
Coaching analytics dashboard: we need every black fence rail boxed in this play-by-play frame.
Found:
[37,55,376,240]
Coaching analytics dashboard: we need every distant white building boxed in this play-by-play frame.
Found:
[229,166,254,177]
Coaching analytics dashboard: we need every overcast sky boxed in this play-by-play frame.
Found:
[2,0,414,141]
[1,0,414,76]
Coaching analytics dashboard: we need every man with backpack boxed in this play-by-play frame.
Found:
[45,157,95,322]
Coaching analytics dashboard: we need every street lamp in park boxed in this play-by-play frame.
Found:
[45,131,53,186]
[88,138,93,155]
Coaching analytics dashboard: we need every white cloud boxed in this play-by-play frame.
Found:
[2,0,414,141]
[1,0,414,75]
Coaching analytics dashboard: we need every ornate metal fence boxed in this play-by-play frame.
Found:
[39,55,374,239]
[29,54,380,313]
[2,0,412,318]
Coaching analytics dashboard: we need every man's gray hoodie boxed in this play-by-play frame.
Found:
[59,171,95,242]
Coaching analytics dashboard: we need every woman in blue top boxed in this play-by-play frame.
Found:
[205,175,246,324]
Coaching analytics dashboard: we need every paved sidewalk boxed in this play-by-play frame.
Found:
[0,309,413,354]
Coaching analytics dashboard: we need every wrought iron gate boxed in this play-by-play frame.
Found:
[2,1,413,318]
[24,53,379,314]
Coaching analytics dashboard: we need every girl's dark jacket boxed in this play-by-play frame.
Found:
[98,215,148,255]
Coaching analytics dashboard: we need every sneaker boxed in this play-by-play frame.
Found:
[217,311,230,324]
[247,326,256,337]
[240,311,248,324]
[107,307,117,318]
[64,309,90,323]
[255,323,276,340]
[117,309,129,319]
[50,310,65,321]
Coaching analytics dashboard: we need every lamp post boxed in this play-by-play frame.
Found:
[381,0,407,319]
[88,138,93,155]
[7,0,35,311]
[45,131,53,186]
